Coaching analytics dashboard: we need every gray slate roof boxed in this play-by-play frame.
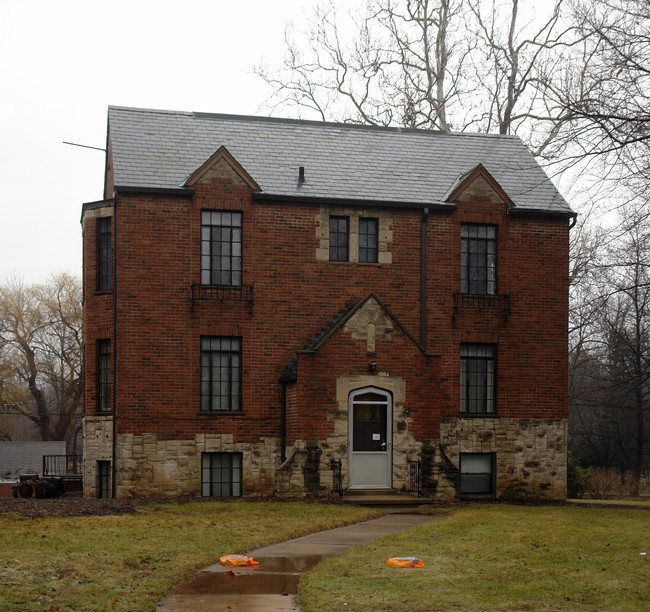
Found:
[108,106,572,214]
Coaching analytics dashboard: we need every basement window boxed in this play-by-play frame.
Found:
[460,453,494,495]
[201,452,242,497]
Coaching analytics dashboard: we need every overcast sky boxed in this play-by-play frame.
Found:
[0,0,334,284]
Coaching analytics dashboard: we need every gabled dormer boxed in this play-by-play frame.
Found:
[445,164,514,208]
[182,146,260,190]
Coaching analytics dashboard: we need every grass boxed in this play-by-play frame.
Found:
[569,498,650,508]
[300,504,650,611]
[0,500,379,612]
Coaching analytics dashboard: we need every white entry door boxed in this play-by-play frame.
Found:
[348,387,392,489]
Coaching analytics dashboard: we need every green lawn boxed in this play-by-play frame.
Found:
[0,500,378,612]
[300,504,650,611]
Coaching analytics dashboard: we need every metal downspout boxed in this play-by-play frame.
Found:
[420,208,429,350]
[111,198,117,498]
[280,381,287,463]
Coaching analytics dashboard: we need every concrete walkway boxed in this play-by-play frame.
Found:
[156,512,440,612]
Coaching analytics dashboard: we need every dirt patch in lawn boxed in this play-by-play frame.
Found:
[0,495,215,518]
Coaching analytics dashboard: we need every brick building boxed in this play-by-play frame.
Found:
[81,106,575,500]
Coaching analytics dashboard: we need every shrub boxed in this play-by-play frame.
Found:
[567,452,591,498]
[586,468,638,499]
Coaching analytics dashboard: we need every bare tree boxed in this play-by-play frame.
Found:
[259,0,580,152]
[553,0,650,186]
[466,0,581,155]
[569,200,650,492]
[0,274,83,452]
[259,0,472,130]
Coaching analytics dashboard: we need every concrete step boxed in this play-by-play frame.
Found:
[341,491,433,507]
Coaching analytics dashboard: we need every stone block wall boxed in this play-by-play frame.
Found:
[438,417,568,499]
[82,416,113,498]
[83,414,280,498]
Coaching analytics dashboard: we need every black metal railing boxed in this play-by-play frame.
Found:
[453,293,511,320]
[409,460,422,496]
[331,459,343,498]
[191,284,254,313]
[43,455,82,478]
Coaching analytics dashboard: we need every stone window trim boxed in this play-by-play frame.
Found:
[316,207,392,264]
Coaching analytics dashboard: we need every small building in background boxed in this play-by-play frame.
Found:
[0,441,66,496]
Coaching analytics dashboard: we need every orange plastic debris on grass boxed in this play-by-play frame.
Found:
[219,554,260,567]
[387,556,425,568]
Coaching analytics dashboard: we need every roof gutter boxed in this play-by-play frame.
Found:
[507,205,578,223]
[113,185,196,198]
[253,191,455,212]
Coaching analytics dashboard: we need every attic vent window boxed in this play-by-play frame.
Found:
[298,166,305,184]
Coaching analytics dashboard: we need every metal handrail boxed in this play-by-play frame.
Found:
[453,292,511,320]
[331,459,343,498]
[191,283,254,313]
[43,455,82,477]
[409,460,422,497]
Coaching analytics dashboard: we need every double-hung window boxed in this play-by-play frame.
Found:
[97,217,112,291]
[329,216,349,262]
[201,452,242,497]
[359,218,378,263]
[460,453,494,494]
[97,339,111,413]
[201,337,242,412]
[461,224,496,295]
[201,211,242,285]
[460,344,496,414]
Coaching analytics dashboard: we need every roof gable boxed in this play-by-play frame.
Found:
[281,294,427,381]
[182,146,260,190]
[299,294,426,355]
[445,164,513,207]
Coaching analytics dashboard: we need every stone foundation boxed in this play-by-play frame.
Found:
[83,415,567,501]
[438,417,568,500]
[83,416,279,498]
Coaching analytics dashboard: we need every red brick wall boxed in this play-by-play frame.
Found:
[83,173,569,443]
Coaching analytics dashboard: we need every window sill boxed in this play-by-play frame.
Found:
[458,413,499,418]
[327,260,381,265]
[198,411,245,416]
[460,493,495,499]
